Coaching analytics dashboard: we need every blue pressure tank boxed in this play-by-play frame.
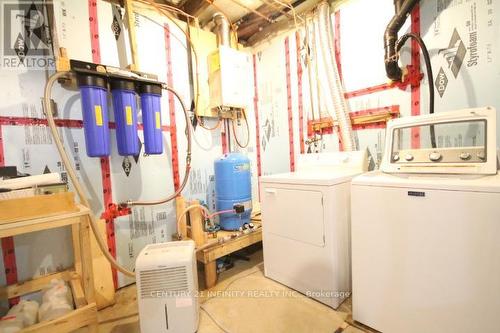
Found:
[214,153,252,230]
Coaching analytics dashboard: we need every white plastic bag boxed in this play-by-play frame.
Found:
[0,314,24,333]
[8,300,39,327]
[0,299,40,332]
[38,279,74,322]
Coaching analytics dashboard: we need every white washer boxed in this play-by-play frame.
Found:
[351,107,500,333]
[260,151,368,309]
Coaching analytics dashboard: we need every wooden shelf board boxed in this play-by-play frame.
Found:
[0,205,89,237]
[20,303,97,333]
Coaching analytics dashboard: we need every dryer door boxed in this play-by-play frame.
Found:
[262,186,325,247]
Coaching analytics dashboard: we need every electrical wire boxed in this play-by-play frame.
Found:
[231,113,250,149]
[191,121,218,151]
[260,0,295,20]
[199,263,263,333]
[136,0,196,19]
[131,10,220,132]
[200,305,232,333]
[43,71,135,278]
[140,0,222,131]
[228,0,275,23]
[396,32,436,148]
[125,84,192,206]
[269,0,305,30]
[202,263,263,301]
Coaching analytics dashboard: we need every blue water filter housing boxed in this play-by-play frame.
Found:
[111,80,140,156]
[214,153,252,230]
[139,84,163,154]
[77,75,110,157]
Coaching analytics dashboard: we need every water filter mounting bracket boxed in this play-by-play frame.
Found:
[65,59,163,91]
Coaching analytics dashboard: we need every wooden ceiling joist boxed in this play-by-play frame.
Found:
[182,0,211,17]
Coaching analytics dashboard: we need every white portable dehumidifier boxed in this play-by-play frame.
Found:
[136,240,199,333]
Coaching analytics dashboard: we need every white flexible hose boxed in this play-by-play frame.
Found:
[44,72,135,277]
[317,2,356,151]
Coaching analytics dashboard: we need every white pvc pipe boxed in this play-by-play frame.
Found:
[0,173,61,190]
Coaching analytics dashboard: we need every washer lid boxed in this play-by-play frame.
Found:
[260,168,362,186]
[352,170,500,193]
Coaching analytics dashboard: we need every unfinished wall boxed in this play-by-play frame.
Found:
[0,0,256,291]
[1,0,499,300]
[254,0,500,170]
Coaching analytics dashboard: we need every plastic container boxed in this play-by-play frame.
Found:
[111,80,140,156]
[78,74,110,157]
[139,84,163,154]
[214,153,252,230]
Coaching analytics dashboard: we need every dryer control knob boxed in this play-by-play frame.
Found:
[429,152,442,162]
[404,154,414,161]
[459,152,471,160]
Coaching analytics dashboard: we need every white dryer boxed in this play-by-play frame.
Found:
[260,151,368,309]
[351,107,500,333]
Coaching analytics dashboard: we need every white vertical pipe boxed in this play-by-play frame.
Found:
[317,2,356,151]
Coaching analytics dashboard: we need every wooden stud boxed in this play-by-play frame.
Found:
[72,223,82,278]
[69,278,87,309]
[124,0,139,70]
[204,261,217,289]
[189,200,206,248]
[90,219,115,309]
[175,196,188,239]
[80,216,96,305]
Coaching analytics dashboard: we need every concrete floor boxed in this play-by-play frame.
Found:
[94,249,370,333]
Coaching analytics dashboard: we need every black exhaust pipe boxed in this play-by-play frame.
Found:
[384,0,419,81]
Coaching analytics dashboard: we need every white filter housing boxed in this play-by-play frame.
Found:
[136,240,198,333]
